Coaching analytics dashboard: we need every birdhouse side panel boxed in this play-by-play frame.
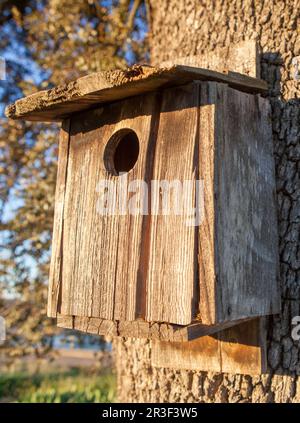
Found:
[199,83,280,325]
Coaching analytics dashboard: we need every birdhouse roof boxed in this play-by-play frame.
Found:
[5,64,267,122]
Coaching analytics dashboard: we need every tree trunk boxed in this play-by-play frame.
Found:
[115,0,300,402]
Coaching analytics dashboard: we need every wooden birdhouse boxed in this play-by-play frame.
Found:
[6,41,280,374]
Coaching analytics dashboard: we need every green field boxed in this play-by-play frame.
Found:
[0,368,116,403]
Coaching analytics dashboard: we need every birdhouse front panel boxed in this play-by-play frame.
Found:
[59,92,158,323]
[55,84,200,326]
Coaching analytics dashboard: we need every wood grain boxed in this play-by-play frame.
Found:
[56,313,252,342]
[198,82,218,324]
[151,336,221,373]
[160,40,260,78]
[212,84,280,324]
[151,318,267,375]
[59,93,158,321]
[47,119,70,317]
[146,84,199,325]
[219,318,267,374]
[196,81,280,325]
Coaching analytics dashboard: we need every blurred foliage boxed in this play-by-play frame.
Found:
[0,368,116,402]
[0,0,148,358]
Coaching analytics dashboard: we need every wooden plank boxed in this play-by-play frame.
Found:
[145,83,199,325]
[160,40,260,78]
[5,64,267,122]
[212,84,280,324]
[219,318,267,374]
[59,93,158,321]
[151,318,266,375]
[198,82,218,324]
[47,119,70,317]
[56,313,252,342]
[56,314,73,329]
[196,81,279,325]
[151,336,221,372]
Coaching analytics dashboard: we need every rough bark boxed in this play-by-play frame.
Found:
[115,0,300,402]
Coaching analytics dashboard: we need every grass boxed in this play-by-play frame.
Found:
[0,368,116,403]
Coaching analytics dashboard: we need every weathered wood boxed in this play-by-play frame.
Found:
[219,318,267,374]
[5,64,267,122]
[198,83,217,324]
[145,84,199,325]
[56,314,73,329]
[50,81,279,328]
[59,93,158,321]
[209,84,280,324]
[56,313,252,342]
[47,119,70,317]
[196,81,279,325]
[160,40,260,78]
[151,336,221,373]
[151,318,267,375]
[149,41,272,376]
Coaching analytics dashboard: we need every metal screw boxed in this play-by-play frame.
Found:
[0,57,6,81]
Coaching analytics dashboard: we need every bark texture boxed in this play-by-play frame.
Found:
[115,0,300,402]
